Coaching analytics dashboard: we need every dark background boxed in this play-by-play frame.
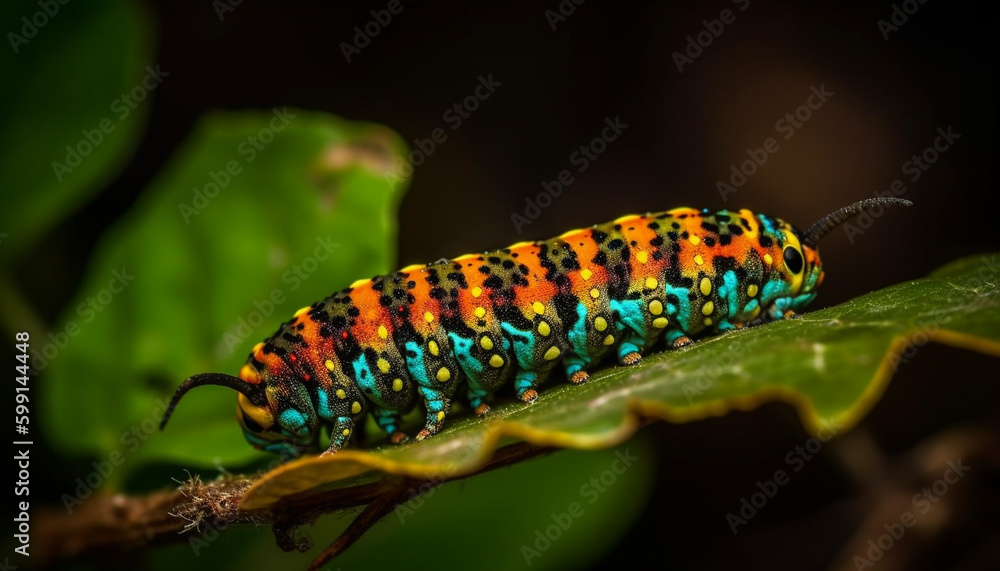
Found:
[20,0,1000,569]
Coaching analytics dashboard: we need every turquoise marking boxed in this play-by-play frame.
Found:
[501,322,536,368]
[609,299,646,337]
[789,292,817,312]
[352,356,381,399]
[665,329,688,344]
[448,332,483,378]
[278,409,308,435]
[759,215,779,236]
[567,301,591,364]
[316,387,333,420]
[741,298,760,320]
[761,279,788,306]
[403,341,431,386]
[373,408,400,433]
[665,283,692,327]
[720,270,740,318]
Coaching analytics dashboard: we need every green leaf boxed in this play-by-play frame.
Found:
[0,0,153,264]
[39,109,409,471]
[242,253,1000,509]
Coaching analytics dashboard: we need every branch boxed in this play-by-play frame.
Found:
[35,442,552,569]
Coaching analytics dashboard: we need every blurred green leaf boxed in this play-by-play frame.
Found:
[39,108,408,471]
[242,253,1000,509]
[0,0,153,264]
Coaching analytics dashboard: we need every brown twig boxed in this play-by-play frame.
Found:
[35,442,553,569]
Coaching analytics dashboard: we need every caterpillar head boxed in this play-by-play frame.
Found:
[782,197,913,307]
[160,365,320,459]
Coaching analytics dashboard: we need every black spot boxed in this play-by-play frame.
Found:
[607,238,624,250]
[703,236,716,247]
[700,221,720,234]
[728,224,743,236]
[741,218,752,231]
[666,231,678,241]
[719,234,732,246]
[488,256,501,265]
[478,265,491,275]
[671,222,680,229]
[407,280,416,289]
[392,288,405,299]
[592,251,608,266]
[429,287,447,300]
[347,307,360,317]
[502,260,515,269]
[484,275,504,289]
[783,246,804,273]
[716,214,731,222]
[592,230,608,244]
[379,295,393,307]
[759,235,773,248]
[647,222,660,230]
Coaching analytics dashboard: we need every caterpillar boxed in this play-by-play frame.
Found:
[161,197,911,458]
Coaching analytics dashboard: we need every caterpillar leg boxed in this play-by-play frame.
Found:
[563,355,591,384]
[466,385,492,416]
[514,370,540,403]
[666,329,693,348]
[373,407,410,444]
[415,386,452,441]
[322,416,356,455]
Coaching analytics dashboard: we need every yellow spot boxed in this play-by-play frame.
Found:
[336,389,347,399]
[489,354,504,367]
[649,300,663,315]
[349,278,370,288]
[428,340,439,356]
[342,429,351,437]
[436,411,445,421]
[751,306,762,318]
[637,251,649,264]
[351,401,361,414]
[424,311,435,323]
[594,316,608,331]
[614,214,640,224]
[581,268,593,281]
[653,317,668,328]
[377,325,388,340]
[538,321,551,336]
[532,301,545,315]
[747,284,758,297]
[590,288,600,299]
[480,336,494,350]
[376,358,391,373]
[474,307,486,318]
[702,301,714,315]
[294,306,311,318]
[764,254,773,266]
[700,277,712,296]
[472,286,483,298]
[399,263,424,272]
[694,254,704,266]
[645,277,658,289]
[690,235,701,245]
[704,317,713,326]
[252,342,265,355]
[603,334,615,346]
[324,360,335,372]
[544,346,561,360]
[436,367,451,382]
[392,378,403,392]
[239,365,259,384]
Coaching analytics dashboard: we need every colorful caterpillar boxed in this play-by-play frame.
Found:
[161,197,911,458]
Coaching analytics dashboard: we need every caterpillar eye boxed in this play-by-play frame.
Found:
[241,412,264,433]
[783,246,804,274]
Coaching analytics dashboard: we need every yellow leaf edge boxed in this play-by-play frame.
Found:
[240,327,1000,510]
